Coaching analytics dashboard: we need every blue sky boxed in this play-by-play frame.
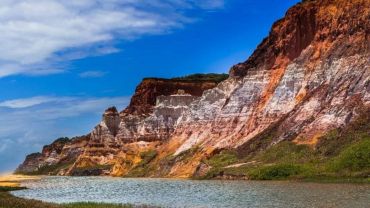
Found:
[0,0,300,173]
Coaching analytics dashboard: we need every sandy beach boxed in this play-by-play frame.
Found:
[0,174,40,187]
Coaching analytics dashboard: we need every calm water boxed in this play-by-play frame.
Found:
[11,176,370,208]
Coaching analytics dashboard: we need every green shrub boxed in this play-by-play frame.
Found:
[315,130,342,156]
[171,73,229,83]
[222,166,254,177]
[200,108,370,182]
[248,164,303,180]
[331,138,370,172]
[257,141,317,164]
[144,73,229,83]
[0,186,152,208]
[317,108,370,157]
[195,150,239,179]
[0,191,60,208]
[205,150,238,168]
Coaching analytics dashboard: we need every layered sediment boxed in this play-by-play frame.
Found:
[17,0,369,178]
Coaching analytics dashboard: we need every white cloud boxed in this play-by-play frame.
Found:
[0,96,74,108]
[0,95,130,171]
[79,70,107,78]
[0,0,225,78]
[0,96,130,119]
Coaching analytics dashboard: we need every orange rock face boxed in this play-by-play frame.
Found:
[167,0,370,176]
[16,77,223,175]
[17,0,369,177]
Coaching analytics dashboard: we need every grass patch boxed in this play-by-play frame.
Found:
[200,141,320,180]
[63,202,134,208]
[205,150,238,168]
[248,164,304,180]
[196,150,238,179]
[0,186,27,192]
[330,138,370,172]
[201,137,370,181]
[200,108,370,182]
[256,141,318,164]
[0,186,155,208]
[0,189,60,208]
[200,109,370,182]
[125,150,158,177]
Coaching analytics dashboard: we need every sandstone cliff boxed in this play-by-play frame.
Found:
[16,136,89,175]
[123,74,226,116]
[17,0,369,179]
[16,75,226,175]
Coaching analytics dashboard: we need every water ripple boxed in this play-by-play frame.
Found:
[11,176,370,208]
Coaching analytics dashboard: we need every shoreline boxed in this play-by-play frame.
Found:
[0,174,40,188]
[0,174,155,207]
[2,173,368,185]
[1,174,368,208]
[0,178,156,208]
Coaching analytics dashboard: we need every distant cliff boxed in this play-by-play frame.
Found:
[16,74,227,175]
[17,0,369,181]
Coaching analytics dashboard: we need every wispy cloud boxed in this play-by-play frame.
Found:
[79,70,107,78]
[0,96,130,121]
[0,0,225,78]
[0,96,73,108]
[0,95,130,171]
[191,0,225,9]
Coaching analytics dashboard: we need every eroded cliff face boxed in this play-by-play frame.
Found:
[16,136,89,175]
[16,77,223,176]
[71,90,205,176]
[17,0,369,178]
[162,0,369,177]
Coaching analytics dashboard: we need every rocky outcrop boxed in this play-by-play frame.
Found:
[16,75,225,175]
[70,84,216,176]
[15,136,89,175]
[16,153,44,173]
[103,107,121,137]
[17,0,369,178]
[122,77,224,116]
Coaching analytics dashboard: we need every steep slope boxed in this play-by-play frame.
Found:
[16,74,227,175]
[161,0,369,177]
[16,136,89,175]
[17,0,369,179]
